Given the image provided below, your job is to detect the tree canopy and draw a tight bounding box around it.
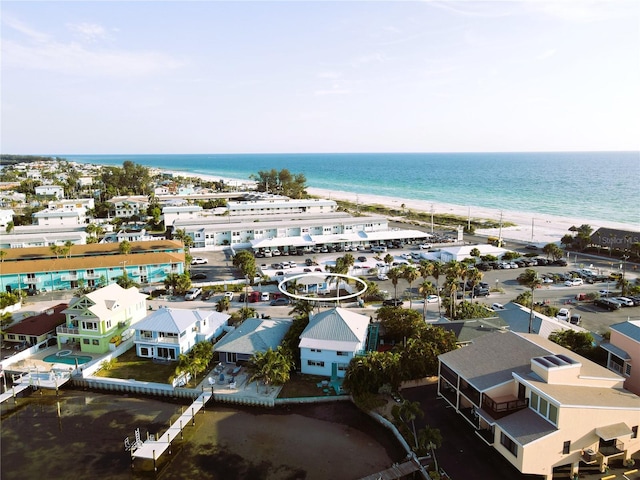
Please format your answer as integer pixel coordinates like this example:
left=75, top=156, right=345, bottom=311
left=251, top=168, right=307, bottom=199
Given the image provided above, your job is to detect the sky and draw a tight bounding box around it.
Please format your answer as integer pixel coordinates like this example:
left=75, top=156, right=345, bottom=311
left=1, top=0, right=639, bottom=155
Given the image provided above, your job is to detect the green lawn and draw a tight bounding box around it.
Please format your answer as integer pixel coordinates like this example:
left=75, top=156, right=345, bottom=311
left=94, top=348, right=178, bottom=384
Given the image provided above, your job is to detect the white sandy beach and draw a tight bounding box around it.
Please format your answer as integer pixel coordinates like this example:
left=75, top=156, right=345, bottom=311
left=166, top=169, right=638, bottom=246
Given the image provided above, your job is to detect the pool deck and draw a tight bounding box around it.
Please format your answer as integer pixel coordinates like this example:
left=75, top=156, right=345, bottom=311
left=5, top=345, right=99, bottom=375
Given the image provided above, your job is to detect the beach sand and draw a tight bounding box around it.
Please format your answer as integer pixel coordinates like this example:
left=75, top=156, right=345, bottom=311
left=167, top=169, right=638, bottom=246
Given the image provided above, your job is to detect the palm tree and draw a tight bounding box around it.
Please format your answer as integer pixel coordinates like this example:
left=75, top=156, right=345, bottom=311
left=119, top=240, right=131, bottom=255
left=391, top=400, right=424, bottom=451
left=0, top=250, right=6, bottom=263
left=387, top=267, right=403, bottom=300
left=383, top=253, right=394, bottom=268
left=402, top=266, right=420, bottom=308
left=246, top=347, right=293, bottom=393
left=430, top=261, right=445, bottom=317
left=517, top=269, right=543, bottom=333
left=216, top=296, right=230, bottom=312
left=64, top=240, right=73, bottom=258
left=289, top=299, right=314, bottom=319
left=418, top=280, right=436, bottom=321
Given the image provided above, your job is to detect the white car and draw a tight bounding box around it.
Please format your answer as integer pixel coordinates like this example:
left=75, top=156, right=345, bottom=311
left=185, top=287, right=202, bottom=301
left=400, top=253, right=412, bottom=260
left=598, top=289, right=612, bottom=297
left=419, top=244, right=433, bottom=250
left=377, top=273, right=389, bottom=281
left=191, top=257, right=208, bottom=265
left=492, top=303, right=505, bottom=310
left=616, top=297, right=634, bottom=307
left=556, top=308, right=570, bottom=321
left=224, top=292, right=235, bottom=300
left=425, top=295, right=440, bottom=303
left=564, top=278, right=584, bottom=287
left=542, top=277, right=554, bottom=284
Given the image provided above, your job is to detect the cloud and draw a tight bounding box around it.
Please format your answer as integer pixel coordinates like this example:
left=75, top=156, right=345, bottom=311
left=66, top=22, right=111, bottom=43
left=2, top=15, right=184, bottom=77
left=313, top=87, right=350, bottom=96
left=427, top=1, right=519, bottom=18
left=528, top=1, right=638, bottom=23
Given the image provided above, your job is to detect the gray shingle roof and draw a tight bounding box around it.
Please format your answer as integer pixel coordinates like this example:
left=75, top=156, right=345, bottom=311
left=214, top=318, right=292, bottom=355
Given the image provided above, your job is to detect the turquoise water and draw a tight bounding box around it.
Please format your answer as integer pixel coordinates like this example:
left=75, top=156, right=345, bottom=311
left=63, top=151, right=640, bottom=226
left=43, top=353, right=92, bottom=365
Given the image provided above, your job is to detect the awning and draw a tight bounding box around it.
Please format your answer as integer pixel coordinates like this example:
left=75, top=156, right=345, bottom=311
left=596, top=423, right=632, bottom=441
left=250, top=235, right=314, bottom=249
left=600, top=343, right=631, bottom=361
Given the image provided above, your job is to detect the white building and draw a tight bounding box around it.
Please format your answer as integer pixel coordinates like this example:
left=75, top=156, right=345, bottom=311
left=299, top=308, right=370, bottom=378
left=227, top=197, right=337, bottom=217
left=162, top=204, right=203, bottom=226
left=35, top=185, right=65, bottom=199
left=110, top=196, right=149, bottom=218
left=33, top=205, right=87, bottom=226
left=0, top=225, right=87, bottom=249
left=0, top=209, right=14, bottom=228
left=134, top=308, right=229, bottom=361
left=174, top=212, right=430, bottom=251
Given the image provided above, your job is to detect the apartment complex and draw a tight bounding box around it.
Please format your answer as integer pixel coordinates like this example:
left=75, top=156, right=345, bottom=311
left=438, top=331, right=640, bottom=479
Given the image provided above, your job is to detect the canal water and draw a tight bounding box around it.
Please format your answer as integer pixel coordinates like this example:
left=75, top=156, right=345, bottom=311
left=1, top=389, right=404, bottom=480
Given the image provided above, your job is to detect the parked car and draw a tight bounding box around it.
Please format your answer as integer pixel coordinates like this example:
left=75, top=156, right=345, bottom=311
left=569, top=314, right=581, bottom=325
left=270, top=297, right=290, bottom=306
left=372, top=245, right=388, bottom=253
left=303, top=268, right=312, bottom=273
left=419, top=244, right=433, bottom=250
left=383, top=298, right=403, bottom=307
left=598, top=289, right=612, bottom=297
left=556, top=308, right=570, bottom=322
left=377, top=273, right=389, bottom=281
left=492, top=303, right=505, bottom=310
left=358, top=256, right=367, bottom=262
left=224, top=292, right=234, bottom=300
left=190, top=272, right=207, bottom=280
left=552, top=259, right=568, bottom=266
left=191, top=257, right=208, bottom=265
left=202, top=290, right=214, bottom=301
left=471, top=288, right=490, bottom=297
left=564, top=278, right=584, bottom=287
left=261, top=292, right=270, bottom=301
left=184, top=287, right=202, bottom=301
left=594, top=298, right=621, bottom=310
left=525, top=244, right=538, bottom=250
left=615, top=297, right=634, bottom=307
left=425, top=295, right=440, bottom=303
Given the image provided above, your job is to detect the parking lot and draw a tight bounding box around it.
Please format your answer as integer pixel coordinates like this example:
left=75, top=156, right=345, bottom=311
left=184, top=242, right=638, bottom=336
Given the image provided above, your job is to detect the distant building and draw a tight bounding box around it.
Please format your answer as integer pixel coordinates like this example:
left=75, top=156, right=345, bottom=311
left=0, top=239, right=185, bottom=292
left=33, top=205, right=87, bottom=226
left=591, top=227, right=640, bottom=251
left=0, top=209, right=14, bottom=227
left=35, top=185, right=64, bottom=199
left=162, top=204, right=203, bottom=226
left=110, top=196, right=149, bottom=219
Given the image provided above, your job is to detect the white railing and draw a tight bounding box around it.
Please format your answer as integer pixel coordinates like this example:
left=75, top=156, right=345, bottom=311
left=56, top=326, right=79, bottom=335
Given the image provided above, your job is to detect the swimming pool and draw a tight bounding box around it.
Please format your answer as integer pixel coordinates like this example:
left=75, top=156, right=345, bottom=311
left=43, top=351, right=93, bottom=365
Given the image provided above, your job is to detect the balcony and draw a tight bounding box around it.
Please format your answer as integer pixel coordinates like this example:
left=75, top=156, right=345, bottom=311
left=481, top=394, right=528, bottom=419
left=57, top=325, right=79, bottom=335
left=599, top=440, right=625, bottom=459
left=135, top=335, right=180, bottom=345
left=61, top=274, right=79, bottom=281
left=24, top=277, right=41, bottom=284
left=85, top=272, right=102, bottom=280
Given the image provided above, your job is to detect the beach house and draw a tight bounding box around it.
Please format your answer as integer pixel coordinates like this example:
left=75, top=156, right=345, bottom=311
left=133, top=308, right=229, bottom=360
left=57, top=283, right=149, bottom=354
left=299, top=307, right=371, bottom=378
left=438, top=331, right=640, bottom=479
left=214, top=317, right=292, bottom=364
left=2, top=303, right=67, bottom=349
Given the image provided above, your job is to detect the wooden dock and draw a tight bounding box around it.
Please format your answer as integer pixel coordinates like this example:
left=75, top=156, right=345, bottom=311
left=357, top=459, right=421, bottom=480
left=130, top=390, right=212, bottom=470
left=0, top=384, right=30, bottom=404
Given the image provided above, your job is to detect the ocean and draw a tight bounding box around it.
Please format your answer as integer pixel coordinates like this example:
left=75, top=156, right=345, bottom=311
left=64, top=151, right=640, bottom=227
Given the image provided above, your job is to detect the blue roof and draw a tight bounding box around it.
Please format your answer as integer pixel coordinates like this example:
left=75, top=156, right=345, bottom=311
left=610, top=320, right=640, bottom=342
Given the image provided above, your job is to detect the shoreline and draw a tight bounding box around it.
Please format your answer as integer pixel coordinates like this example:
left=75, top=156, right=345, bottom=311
left=161, top=168, right=638, bottom=245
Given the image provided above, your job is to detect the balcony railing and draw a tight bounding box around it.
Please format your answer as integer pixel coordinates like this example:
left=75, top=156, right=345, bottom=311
left=481, top=394, right=528, bottom=419
left=85, top=273, right=102, bottom=279
left=599, top=440, right=625, bottom=458
left=135, top=336, right=180, bottom=345
left=56, top=326, right=79, bottom=335
left=24, top=278, right=41, bottom=284
left=61, top=274, right=79, bottom=281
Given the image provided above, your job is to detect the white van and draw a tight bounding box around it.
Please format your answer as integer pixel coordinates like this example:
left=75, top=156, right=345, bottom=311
left=372, top=245, right=388, bottom=253
left=260, top=292, right=270, bottom=301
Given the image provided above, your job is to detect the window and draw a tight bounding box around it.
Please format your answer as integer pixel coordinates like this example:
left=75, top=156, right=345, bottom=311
left=530, top=392, right=539, bottom=410
left=548, top=404, right=558, bottom=424
left=92, top=339, right=99, bottom=345
left=500, top=432, right=518, bottom=457
left=632, top=426, right=638, bottom=439
left=82, top=321, right=98, bottom=330
left=307, top=360, right=325, bottom=367
left=140, top=347, right=149, bottom=356
left=337, top=351, right=349, bottom=356
left=563, top=441, right=571, bottom=455
left=83, top=339, right=90, bottom=345
left=625, top=363, right=632, bottom=376
left=310, top=348, right=322, bottom=353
